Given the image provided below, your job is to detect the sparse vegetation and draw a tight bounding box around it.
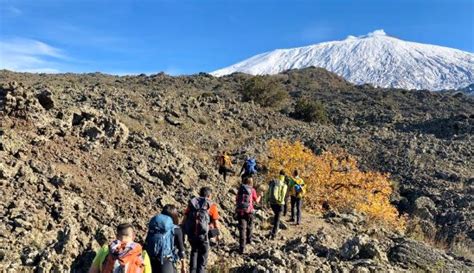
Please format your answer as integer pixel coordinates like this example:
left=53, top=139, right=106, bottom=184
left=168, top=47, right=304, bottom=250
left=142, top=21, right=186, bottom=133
left=406, top=217, right=428, bottom=242
left=451, top=236, right=474, bottom=261
left=266, top=139, right=406, bottom=231
left=241, top=76, right=289, bottom=108
left=292, top=98, right=329, bottom=123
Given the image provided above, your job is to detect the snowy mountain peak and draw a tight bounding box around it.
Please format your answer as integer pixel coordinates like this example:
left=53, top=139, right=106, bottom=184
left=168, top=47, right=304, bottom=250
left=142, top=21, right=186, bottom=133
left=212, top=30, right=474, bottom=91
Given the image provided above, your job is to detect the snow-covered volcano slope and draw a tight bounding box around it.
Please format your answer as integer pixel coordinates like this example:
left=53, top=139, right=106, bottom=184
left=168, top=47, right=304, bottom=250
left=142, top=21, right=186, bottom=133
left=212, top=30, right=474, bottom=91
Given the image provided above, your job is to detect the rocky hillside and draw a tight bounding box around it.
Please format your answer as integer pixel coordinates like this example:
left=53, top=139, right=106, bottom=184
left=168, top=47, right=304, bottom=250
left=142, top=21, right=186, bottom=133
left=0, top=68, right=473, bottom=272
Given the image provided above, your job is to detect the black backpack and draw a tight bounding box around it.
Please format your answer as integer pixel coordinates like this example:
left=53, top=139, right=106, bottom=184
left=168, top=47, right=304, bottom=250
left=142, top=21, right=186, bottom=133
left=236, top=185, right=252, bottom=214
left=184, top=197, right=211, bottom=242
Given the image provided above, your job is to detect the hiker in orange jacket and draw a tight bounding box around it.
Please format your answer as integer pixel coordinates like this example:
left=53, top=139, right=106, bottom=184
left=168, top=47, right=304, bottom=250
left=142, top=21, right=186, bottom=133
left=217, top=151, right=235, bottom=182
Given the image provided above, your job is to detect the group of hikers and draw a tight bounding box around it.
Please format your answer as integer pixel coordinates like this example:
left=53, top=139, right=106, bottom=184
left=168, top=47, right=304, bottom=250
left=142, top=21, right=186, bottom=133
left=88, top=152, right=306, bottom=273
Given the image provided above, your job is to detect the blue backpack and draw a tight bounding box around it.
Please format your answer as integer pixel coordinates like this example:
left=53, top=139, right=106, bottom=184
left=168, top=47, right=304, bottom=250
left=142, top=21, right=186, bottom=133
left=294, top=184, right=303, bottom=194
left=145, top=214, right=175, bottom=264
left=244, top=158, right=257, bottom=175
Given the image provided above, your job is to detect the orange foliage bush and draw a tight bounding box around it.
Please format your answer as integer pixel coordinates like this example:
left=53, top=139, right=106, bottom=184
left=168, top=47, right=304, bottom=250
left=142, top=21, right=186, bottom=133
left=266, top=139, right=406, bottom=231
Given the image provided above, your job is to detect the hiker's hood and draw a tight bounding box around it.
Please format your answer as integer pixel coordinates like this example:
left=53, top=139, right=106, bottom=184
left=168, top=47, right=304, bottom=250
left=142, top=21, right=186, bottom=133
left=109, top=240, right=140, bottom=256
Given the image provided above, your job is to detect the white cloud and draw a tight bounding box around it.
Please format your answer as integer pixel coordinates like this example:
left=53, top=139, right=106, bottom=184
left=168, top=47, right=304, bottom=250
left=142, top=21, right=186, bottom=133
left=0, top=4, right=22, bottom=17
left=0, top=38, right=66, bottom=73
left=6, top=6, right=22, bottom=16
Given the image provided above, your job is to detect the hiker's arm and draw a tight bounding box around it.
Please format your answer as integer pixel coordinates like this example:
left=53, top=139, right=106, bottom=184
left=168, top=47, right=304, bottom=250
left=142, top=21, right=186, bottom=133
left=88, top=266, right=99, bottom=273
left=143, top=252, right=152, bottom=273
left=212, top=219, right=219, bottom=229
left=239, top=163, right=246, bottom=175
left=210, top=204, right=220, bottom=229
left=254, top=189, right=261, bottom=203
left=88, top=247, right=106, bottom=273
left=175, top=228, right=186, bottom=260
left=181, top=207, right=190, bottom=225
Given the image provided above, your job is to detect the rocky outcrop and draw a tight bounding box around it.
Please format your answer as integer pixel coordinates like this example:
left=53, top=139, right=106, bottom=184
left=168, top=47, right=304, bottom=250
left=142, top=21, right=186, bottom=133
left=388, top=238, right=472, bottom=271
left=0, top=81, right=43, bottom=118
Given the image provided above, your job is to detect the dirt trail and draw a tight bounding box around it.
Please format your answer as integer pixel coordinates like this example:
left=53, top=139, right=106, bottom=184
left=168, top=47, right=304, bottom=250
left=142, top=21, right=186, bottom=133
left=248, top=211, right=344, bottom=252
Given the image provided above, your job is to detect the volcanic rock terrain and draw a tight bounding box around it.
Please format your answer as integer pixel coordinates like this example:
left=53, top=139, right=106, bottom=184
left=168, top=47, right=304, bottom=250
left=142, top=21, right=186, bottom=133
left=1, top=68, right=473, bottom=272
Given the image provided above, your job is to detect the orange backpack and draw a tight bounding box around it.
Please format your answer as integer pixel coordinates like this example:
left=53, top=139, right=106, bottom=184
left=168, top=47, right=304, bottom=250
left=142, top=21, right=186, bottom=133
left=102, top=240, right=145, bottom=273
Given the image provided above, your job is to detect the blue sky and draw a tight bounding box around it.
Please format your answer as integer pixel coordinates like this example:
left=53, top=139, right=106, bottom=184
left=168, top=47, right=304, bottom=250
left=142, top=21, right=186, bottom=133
left=0, top=0, right=473, bottom=75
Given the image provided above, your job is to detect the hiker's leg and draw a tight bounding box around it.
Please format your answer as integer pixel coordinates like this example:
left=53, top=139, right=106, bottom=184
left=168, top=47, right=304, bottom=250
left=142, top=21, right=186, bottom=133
left=274, top=205, right=283, bottom=235
left=290, top=196, right=296, bottom=221
left=297, top=198, right=303, bottom=224
left=159, top=260, right=176, bottom=273
left=247, top=213, right=254, bottom=243
left=189, top=242, right=199, bottom=273
left=197, top=241, right=209, bottom=273
left=283, top=196, right=288, bottom=216
left=271, top=204, right=279, bottom=236
left=223, top=170, right=227, bottom=182
left=238, top=216, right=247, bottom=252
left=275, top=205, right=283, bottom=233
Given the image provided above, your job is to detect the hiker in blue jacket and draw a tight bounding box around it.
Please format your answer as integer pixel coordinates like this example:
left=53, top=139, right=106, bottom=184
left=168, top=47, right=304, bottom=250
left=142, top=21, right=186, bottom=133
left=239, top=156, right=258, bottom=180
left=145, top=204, right=186, bottom=273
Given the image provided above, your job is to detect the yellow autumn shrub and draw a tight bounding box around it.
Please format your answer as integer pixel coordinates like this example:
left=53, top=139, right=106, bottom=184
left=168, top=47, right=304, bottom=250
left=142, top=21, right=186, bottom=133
left=266, top=139, right=406, bottom=231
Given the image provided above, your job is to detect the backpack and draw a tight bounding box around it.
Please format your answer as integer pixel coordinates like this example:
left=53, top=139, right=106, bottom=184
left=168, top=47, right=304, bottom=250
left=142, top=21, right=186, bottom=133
left=292, top=177, right=305, bottom=198
left=269, top=179, right=286, bottom=205
left=218, top=155, right=231, bottom=167
left=145, top=214, right=175, bottom=265
left=184, top=197, right=211, bottom=242
left=244, top=159, right=257, bottom=175
left=294, top=184, right=302, bottom=194
left=102, top=240, right=145, bottom=273
left=236, top=185, right=253, bottom=214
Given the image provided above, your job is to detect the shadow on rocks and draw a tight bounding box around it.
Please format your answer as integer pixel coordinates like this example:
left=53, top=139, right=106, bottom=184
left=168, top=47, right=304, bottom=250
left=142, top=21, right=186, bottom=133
left=70, top=249, right=96, bottom=273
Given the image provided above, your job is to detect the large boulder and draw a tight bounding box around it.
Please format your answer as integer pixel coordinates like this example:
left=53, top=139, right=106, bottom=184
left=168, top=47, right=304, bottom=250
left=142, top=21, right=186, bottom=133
left=340, top=235, right=387, bottom=262
left=36, top=89, right=55, bottom=110
left=413, top=196, right=437, bottom=221
left=388, top=238, right=472, bottom=271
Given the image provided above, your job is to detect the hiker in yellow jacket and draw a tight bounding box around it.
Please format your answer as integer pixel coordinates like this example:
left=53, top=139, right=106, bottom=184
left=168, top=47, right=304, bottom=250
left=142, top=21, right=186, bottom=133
left=288, top=169, right=306, bottom=225
left=264, top=170, right=288, bottom=239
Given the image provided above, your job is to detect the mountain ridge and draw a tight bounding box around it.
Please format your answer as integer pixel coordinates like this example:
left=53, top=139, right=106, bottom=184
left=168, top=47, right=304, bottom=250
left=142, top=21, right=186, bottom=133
left=212, top=30, right=474, bottom=91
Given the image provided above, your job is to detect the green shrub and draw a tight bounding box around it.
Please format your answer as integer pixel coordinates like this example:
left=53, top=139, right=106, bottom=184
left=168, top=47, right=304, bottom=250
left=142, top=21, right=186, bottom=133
left=292, top=99, right=329, bottom=123
left=241, top=76, right=289, bottom=108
